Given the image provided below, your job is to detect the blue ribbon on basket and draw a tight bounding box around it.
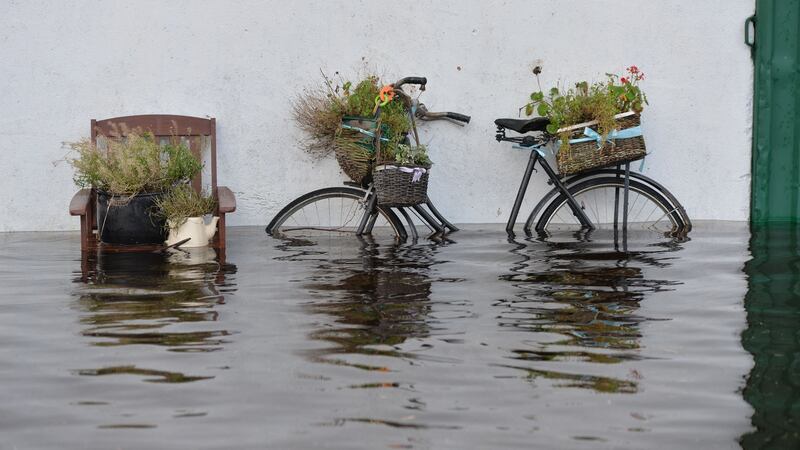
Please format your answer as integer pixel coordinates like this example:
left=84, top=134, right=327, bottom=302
left=341, top=124, right=390, bottom=142
left=567, top=125, right=647, bottom=171
left=568, top=125, right=643, bottom=148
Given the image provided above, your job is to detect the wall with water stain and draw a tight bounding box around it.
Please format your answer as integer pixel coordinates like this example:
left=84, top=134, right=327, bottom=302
left=0, top=0, right=755, bottom=231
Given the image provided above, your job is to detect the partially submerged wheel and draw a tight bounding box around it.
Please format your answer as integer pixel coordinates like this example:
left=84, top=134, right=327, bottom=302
left=266, top=187, right=405, bottom=239
left=536, top=177, right=688, bottom=234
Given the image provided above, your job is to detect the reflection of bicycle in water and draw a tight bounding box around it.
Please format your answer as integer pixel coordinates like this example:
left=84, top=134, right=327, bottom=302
left=266, top=76, right=470, bottom=241
left=274, top=235, right=439, bottom=369
left=497, top=232, right=685, bottom=393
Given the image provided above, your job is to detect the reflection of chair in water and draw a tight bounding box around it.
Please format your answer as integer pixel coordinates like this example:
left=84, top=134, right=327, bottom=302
left=75, top=251, right=236, bottom=353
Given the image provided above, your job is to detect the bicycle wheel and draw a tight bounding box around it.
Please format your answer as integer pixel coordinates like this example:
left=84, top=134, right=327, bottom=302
left=266, top=187, right=406, bottom=239
left=536, top=176, right=688, bottom=234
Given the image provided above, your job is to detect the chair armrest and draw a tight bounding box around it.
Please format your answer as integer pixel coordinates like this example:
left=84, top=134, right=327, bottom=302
left=70, top=189, right=92, bottom=216
left=217, top=186, right=236, bottom=213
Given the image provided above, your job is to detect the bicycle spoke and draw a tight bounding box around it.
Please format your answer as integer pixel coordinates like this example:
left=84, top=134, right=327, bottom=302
left=269, top=188, right=403, bottom=239
left=541, top=178, right=680, bottom=234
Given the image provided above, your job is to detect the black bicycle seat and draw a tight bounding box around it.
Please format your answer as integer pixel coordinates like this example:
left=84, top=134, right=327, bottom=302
left=494, top=117, right=550, bottom=134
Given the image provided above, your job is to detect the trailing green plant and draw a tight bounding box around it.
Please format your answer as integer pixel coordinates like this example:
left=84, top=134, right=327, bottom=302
left=391, top=143, right=431, bottom=167
left=522, top=66, right=647, bottom=153
left=68, top=130, right=202, bottom=195
left=153, top=184, right=216, bottom=227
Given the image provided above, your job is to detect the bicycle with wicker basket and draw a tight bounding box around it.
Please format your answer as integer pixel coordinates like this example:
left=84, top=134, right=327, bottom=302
left=266, top=76, right=470, bottom=240
left=495, top=110, right=691, bottom=236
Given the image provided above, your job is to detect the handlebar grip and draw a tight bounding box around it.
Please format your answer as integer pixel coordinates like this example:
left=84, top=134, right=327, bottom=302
left=399, top=76, right=427, bottom=86
left=446, top=112, right=471, bottom=123
left=405, top=76, right=427, bottom=86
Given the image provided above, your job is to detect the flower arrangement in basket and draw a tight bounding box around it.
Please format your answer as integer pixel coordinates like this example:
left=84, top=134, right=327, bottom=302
left=292, top=72, right=413, bottom=185
left=522, top=66, right=648, bottom=176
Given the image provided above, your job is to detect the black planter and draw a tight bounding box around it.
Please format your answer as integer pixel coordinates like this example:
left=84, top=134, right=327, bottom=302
left=96, top=191, right=167, bottom=245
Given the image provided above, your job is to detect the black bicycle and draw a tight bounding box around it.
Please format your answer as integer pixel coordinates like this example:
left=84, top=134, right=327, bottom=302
left=266, top=77, right=470, bottom=241
left=494, top=116, right=691, bottom=236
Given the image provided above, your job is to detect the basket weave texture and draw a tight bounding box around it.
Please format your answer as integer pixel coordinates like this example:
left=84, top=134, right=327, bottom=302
left=373, top=165, right=430, bottom=207
left=558, top=113, right=646, bottom=176
left=334, top=117, right=387, bottom=184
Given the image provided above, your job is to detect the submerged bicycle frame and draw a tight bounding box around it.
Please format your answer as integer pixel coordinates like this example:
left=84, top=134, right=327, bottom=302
left=350, top=181, right=459, bottom=240
left=265, top=76, right=470, bottom=241
left=496, top=124, right=691, bottom=236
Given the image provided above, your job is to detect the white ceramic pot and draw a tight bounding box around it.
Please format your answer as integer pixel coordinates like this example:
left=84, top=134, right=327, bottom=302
left=166, top=216, right=219, bottom=248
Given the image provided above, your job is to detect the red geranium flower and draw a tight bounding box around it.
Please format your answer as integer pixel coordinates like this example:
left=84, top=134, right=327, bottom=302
left=621, top=77, right=629, bottom=84
left=628, top=65, right=639, bottom=74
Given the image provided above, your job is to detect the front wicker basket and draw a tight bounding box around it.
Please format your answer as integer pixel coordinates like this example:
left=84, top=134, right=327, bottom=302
left=373, top=165, right=430, bottom=207
left=557, top=112, right=646, bottom=176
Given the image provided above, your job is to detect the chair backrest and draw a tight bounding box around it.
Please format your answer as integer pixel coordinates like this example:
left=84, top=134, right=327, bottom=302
left=91, top=114, right=218, bottom=194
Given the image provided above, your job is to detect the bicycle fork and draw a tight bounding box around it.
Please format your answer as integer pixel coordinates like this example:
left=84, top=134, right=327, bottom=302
left=355, top=188, right=378, bottom=236
left=506, top=149, right=595, bottom=233
left=355, top=188, right=455, bottom=239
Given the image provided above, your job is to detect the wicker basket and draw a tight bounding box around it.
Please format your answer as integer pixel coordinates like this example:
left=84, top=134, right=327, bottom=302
left=373, top=164, right=430, bottom=207
left=333, top=117, right=388, bottom=184
left=334, top=134, right=372, bottom=184
left=557, top=112, right=646, bottom=176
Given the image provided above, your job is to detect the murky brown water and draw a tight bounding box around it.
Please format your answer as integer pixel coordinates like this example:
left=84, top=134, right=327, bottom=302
left=0, top=224, right=763, bottom=448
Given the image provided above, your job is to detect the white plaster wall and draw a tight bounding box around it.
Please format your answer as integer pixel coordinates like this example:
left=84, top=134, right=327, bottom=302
left=0, top=0, right=754, bottom=232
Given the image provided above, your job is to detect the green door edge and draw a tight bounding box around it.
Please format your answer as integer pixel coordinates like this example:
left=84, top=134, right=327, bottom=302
left=751, top=0, right=800, bottom=224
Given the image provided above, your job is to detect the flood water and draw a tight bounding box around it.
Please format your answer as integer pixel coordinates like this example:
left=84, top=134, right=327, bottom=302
left=0, top=223, right=797, bottom=449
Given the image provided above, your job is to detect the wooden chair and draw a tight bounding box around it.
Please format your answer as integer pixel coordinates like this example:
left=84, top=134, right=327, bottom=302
left=69, top=115, right=236, bottom=252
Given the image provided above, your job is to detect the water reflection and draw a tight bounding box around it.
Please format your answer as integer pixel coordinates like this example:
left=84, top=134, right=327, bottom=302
left=498, top=231, right=685, bottom=394
left=741, top=226, right=800, bottom=448
left=290, top=237, right=439, bottom=371
left=73, top=248, right=236, bottom=382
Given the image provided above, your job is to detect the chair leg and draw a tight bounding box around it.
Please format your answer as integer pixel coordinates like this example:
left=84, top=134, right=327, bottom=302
left=80, top=215, right=89, bottom=252
left=217, top=214, right=227, bottom=249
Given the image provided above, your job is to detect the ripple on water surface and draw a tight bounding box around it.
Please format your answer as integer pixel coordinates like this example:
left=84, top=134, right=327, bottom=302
left=0, top=224, right=766, bottom=449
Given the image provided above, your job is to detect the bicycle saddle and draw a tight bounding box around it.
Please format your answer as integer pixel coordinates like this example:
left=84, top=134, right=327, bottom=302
left=494, top=117, right=550, bottom=133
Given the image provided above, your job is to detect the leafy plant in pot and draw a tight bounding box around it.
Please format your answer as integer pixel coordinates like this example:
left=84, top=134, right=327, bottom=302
left=154, top=185, right=218, bottom=248
left=68, top=130, right=202, bottom=244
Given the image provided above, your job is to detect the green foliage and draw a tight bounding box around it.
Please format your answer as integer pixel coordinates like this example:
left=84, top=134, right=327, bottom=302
left=393, top=143, right=431, bottom=167
left=292, top=71, right=412, bottom=163
left=153, top=184, right=216, bottom=227
left=606, top=66, right=648, bottom=113
left=163, top=141, right=204, bottom=185
left=340, top=76, right=410, bottom=142
left=523, top=66, right=647, bottom=153
left=67, top=130, right=202, bottom=194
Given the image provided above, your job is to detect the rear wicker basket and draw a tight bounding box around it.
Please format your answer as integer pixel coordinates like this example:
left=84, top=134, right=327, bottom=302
left=373, top=165, right=430, bottom=207
left=557, top=112, right=646, bottom=176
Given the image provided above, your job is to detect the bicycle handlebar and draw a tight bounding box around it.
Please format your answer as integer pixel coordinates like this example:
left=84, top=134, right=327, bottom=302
left=414, top=102, right=470, bottom=125
left=386, top=79, right=469, bottom=126
left=446, top=112, right=471, bottom=123
left=394, top=76, right=427, bottom=89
